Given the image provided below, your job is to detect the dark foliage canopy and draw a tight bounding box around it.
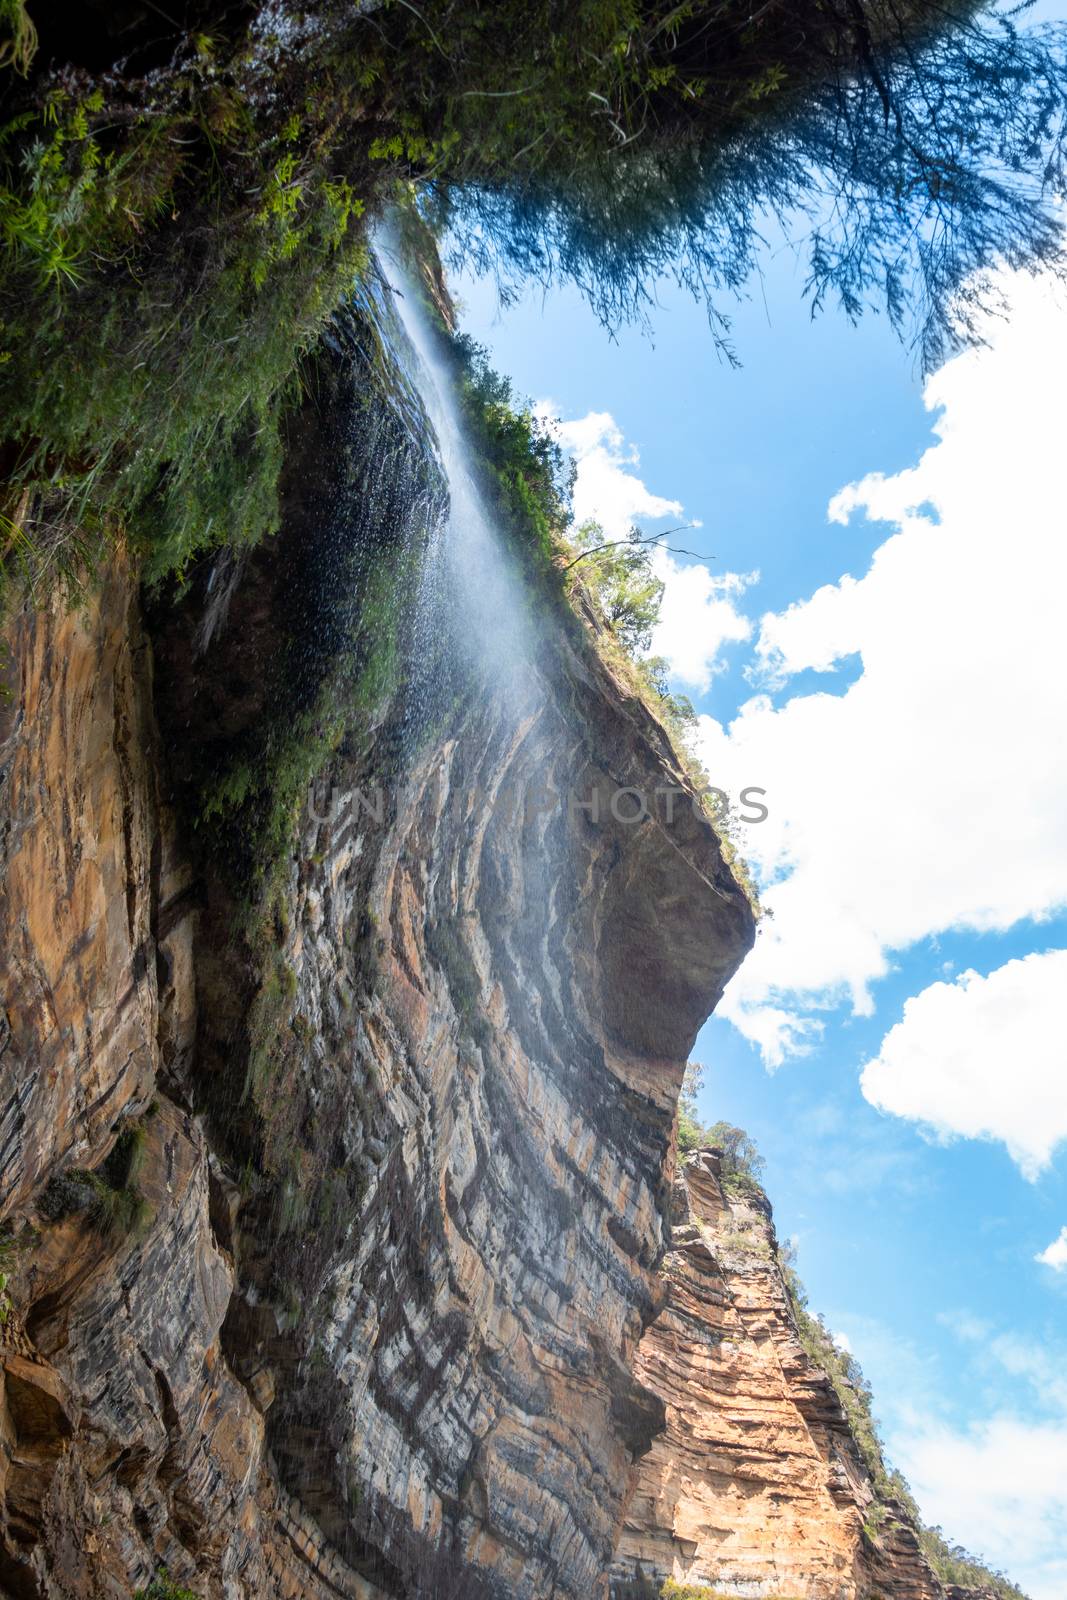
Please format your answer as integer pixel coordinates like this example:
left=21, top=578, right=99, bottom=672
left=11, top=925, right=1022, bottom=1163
left=414, top=0, right=1067, bottom=368
left=1, top=0, right=1066, bottom=575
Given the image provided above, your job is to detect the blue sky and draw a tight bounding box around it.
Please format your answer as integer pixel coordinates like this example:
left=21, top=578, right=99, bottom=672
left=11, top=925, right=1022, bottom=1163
left=447, top=150, right=1067, bottom=1598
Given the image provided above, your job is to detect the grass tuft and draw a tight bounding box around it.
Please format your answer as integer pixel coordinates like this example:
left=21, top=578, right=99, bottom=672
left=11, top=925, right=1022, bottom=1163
left=37, top=1117, right=154, bottom=1241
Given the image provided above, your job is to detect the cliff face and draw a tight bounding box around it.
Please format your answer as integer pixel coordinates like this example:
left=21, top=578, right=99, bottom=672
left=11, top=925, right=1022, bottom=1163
left=0, top=278, right=755, bottom=1600
left=226, top=607, right=752, bottom=1600
left=612, top=1151, right=942, bottom=1600
left=0, top=560, right=192, bottom=1218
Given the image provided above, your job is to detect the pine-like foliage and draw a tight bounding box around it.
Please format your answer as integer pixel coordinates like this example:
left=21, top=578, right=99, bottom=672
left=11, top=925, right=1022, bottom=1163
left=2, top=1, right=1067, bottom=576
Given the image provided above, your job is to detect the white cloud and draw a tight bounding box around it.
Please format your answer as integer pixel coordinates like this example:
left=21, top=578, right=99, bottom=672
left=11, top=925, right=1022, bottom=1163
left=889, top=1317, right=1067, bottom=1600
left=695, top=270, right=1067, bottom=1063
left=859, top=950, right=1067, bottom=1179
left=649, top=555, right=756, bottom=692
left=981, top=1332, right=1067, bottom=1415
left=546, top=409, right=685, bottom=537
left=936, top=1310, right=993, bottom=1344
left=1036, top=1226, right=1067, bottom=1271
left=547, top=407, right=756, bottom=688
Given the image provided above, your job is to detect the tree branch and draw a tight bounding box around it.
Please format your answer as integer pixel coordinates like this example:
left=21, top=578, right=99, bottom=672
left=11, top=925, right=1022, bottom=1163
left=561, top=524, right=714, bottom=572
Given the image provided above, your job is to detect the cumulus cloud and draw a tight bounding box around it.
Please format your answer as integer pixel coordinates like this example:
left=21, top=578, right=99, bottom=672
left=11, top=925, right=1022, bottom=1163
left=546, top=409, right=685, bottom=537
left=649, top=555, right=756, bottom=692
left=696, top=271, right=1067, bottom=1063
left=859, top=950, right=1067, bottom=1179
left=547, top=407, right=756, bottom=688
left=1036, top=1227, right=1067, bottom=1271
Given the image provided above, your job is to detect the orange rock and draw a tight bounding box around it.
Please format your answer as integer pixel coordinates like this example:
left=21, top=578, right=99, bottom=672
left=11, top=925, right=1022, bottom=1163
left=613, top=1150, right=942, bottom=1600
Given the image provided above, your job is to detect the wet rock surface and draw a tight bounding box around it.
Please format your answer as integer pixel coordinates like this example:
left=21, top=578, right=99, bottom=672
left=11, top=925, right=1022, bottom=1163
left=0, top=560, right=188, bottom=1218
left=236, top=627, right=754, bottom=1600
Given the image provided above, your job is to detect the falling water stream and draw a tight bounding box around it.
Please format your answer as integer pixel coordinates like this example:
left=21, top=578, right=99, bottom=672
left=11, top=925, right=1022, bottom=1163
left=374, top=232, right=538, bottom=723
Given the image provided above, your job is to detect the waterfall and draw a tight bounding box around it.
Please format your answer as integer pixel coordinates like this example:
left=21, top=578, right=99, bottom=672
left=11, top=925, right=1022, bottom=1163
left=374, top=232, right=537, bottom=716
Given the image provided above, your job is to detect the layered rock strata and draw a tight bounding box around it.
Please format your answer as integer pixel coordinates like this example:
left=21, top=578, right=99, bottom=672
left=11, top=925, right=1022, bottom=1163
left=0, top=561, right=397, bottom=1600
left=0, top=273, right=1014, bottom=1600
left=612, top=1150, right=942, bottom=1600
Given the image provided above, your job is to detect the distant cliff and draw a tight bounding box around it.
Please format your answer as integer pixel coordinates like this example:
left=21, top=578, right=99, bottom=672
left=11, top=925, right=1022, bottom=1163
left=612, top=1150, right=1004, bottom=1600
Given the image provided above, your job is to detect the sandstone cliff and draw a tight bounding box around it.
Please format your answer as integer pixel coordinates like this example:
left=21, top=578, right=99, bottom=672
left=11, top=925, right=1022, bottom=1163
left=612, top=1150, right=946, bottom=1600
left=0, top=270, right=755, bottom=1599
